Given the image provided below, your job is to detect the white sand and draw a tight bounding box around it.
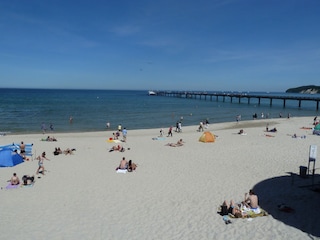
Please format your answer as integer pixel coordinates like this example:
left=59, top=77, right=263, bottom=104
left=0, top=117, right=319, bottom=240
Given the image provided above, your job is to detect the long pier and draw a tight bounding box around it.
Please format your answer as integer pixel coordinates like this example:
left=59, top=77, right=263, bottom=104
left=155, top=91, right=320, bottom=110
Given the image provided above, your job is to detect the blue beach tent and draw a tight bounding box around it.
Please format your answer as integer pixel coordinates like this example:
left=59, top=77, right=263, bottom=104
left=0, top=148, right=24, bottom=167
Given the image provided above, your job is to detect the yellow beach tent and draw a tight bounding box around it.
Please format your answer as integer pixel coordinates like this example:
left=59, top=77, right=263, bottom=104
left=199, top=131, right=215, bottom=143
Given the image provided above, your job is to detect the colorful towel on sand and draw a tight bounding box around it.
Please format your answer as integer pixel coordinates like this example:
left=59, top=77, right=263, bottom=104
left=152, top=137, right=166, bottom=140
left=218, top=205, right=268, bottom=219
left=6, top=183, right=20, bottom=189
left=21, top=183, right=34, bottom=188
left=116, top=169, right=127, bottom=174
left=106, top=139, right=121, bottom=143
left=228, top=208, right=268, bottom=218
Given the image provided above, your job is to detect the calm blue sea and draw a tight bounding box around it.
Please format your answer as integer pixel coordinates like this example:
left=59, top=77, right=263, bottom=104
left=0, top=88, right=319, bottom=134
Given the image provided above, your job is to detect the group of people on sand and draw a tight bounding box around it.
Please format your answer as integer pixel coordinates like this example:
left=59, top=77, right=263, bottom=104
left=10, top=172, right=35, bottom=186
left=265, top=123, right=277, bottom=132
left=117, top=157, right=137, bottom=172
left=45, top=136, right=57, bottom=141
left=220, top=189, right=261, bottom=220
left=109, top=144, right=125, bottom=152
left=110, top=125, right=128, bottom=142
left=198, top=120, right=209, bottom=132
left=53, top=147, right=76, bottom=155
left=266, top=127, right=277, bottom=132
left=10, top=145, right=76, bottom=186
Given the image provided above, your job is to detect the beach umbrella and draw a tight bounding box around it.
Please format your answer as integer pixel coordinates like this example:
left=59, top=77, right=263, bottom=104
left=0, top=148, right=24, bottom=167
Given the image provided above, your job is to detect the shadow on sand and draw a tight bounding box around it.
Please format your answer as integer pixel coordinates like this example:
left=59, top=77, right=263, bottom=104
left=253, top=172, right=320, bottom=238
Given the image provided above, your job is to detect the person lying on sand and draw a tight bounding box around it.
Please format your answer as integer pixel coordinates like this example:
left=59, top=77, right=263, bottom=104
left=266, top=127, right=277, bottom=132
left=63, top=148, right=76, bottom=155
left=221, top=200, right=246, bottom=218
left=109, top=145, right=125, bottom=152
left=165, top=139, right=184, bottom=147
left=300, top=127, right=312, bottom=130
left=46, top=136, right=57, bottom=141
left=238, top=129, right=247, bottom=135
left=22, top=175, right=35, bottom=185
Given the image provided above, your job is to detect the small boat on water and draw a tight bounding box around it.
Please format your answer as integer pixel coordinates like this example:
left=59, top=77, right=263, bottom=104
left=148, top=90, right=156, bottom=95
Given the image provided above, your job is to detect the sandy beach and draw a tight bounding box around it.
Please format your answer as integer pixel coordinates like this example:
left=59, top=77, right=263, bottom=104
left=0, top=117, right=319, bottom=240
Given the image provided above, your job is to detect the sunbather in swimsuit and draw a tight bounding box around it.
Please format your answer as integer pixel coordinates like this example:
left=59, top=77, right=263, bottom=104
left=221, top=200, right=245, bottom=218
left=242, top=189, right=260, bottom=213
left=118, top=157, right=128, bottom=170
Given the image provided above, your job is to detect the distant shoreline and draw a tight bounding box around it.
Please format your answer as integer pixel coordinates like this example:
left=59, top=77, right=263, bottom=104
left=1, top=116, right=315, bottom=136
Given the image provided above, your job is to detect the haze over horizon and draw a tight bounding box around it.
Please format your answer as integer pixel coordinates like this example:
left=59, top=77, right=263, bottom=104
left=1, top=0, right=319, bottom=92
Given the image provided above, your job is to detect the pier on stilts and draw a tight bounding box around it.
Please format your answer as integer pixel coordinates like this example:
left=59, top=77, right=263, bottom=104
left=154, top=91, right=320, bottom=110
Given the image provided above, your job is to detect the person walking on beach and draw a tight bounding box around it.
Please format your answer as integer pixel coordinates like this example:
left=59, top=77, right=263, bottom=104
left=167, top=126, right=173, bottom=137
left=178, top=121, right=182, bottom=133
left=253, top=113, right=257, bottom=119
left=175, top=121, right=179, bottom=132
left=41, top=122, right=47, bottom=134
left=236, top=115, right=241, bottom=123
left=36, top=152, right=50, bottom=175
left=159, top=128, right=163, bottom=137
left=198, top=122, right=204, bottom=132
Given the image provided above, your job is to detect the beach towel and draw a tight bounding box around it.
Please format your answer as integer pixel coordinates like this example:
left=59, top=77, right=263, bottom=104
left=21, top=183, right=34, bottom=188
left=152, top=137, right=166, bottom=140
left=228, top=207, right=268, bottom=218
left=219, top=205, right=268, bottom=219
left=6, top=183, right=20, bottom=189
left=116, top=169, right=127, bottom=174
left=107, top=139, right=121, bottom=143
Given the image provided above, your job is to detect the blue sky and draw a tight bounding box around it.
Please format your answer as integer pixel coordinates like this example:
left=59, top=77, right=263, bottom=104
left=1, top=0, right=319, bottom=92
